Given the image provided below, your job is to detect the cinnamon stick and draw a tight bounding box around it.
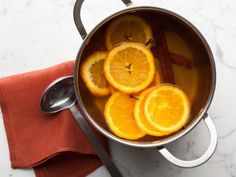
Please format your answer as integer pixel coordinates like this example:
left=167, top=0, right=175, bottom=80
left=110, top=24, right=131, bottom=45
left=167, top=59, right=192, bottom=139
left=155, top=28, right=175, bottom=84
left=151, top=49, right=192, bottom=69
left=169, top=52, right=192, bottom=69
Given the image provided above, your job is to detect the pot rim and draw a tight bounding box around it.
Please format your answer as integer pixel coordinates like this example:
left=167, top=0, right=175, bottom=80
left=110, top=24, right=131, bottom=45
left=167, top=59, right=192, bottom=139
left=74, top=6, right=216, bottom=148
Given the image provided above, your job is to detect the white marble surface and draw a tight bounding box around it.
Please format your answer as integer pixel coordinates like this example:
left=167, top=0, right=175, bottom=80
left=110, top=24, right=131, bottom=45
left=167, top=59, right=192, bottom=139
left=0, top=0, right=236, bottom=176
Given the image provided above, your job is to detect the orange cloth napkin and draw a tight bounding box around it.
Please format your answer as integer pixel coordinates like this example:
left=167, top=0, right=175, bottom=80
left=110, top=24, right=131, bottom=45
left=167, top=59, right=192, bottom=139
left=0, top=61, right=107, bottom=177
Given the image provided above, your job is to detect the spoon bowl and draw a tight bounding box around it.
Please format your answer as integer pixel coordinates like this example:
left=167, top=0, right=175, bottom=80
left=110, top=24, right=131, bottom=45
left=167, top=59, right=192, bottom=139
left=40, top=76, right=76, bottom=113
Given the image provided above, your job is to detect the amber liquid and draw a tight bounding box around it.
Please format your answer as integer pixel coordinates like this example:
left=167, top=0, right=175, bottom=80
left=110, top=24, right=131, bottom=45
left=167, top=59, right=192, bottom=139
left=78, top=10, right=213, bottom=142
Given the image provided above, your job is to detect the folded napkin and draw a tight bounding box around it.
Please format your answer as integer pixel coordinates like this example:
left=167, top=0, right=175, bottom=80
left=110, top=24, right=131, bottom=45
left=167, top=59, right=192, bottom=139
left=0, top=61, right=107, bottom=177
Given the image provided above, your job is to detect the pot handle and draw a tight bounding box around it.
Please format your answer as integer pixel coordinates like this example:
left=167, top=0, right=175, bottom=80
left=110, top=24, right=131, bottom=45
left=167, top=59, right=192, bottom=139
left=73, top=0, right=133, bottom=39
left=158, top=114, right=217, bottom=168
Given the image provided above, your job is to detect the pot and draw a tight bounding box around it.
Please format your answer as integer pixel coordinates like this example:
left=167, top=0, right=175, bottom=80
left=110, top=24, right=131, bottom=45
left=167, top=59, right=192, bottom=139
left=73, top=0, right=217, bottom=168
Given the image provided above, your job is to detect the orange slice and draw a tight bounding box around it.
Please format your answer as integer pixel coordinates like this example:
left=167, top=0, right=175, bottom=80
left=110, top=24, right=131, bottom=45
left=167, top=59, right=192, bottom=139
left=104, top=92, right=145, bottom=140
left=134, top=87, right=170, bottom=136
left=80, top=51, right=110, bottom=96
left=104, top=42, right=155, bottom=94
left=105, top=15, right=152, bottom=49
left=131, top=68, right=161, bottom=99
left=144, top=84, right=190, bottom=133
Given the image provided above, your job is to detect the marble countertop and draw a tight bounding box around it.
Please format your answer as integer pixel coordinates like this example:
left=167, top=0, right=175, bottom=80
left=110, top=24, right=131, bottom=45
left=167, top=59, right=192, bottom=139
left=1, top=0, right=236, bottom=176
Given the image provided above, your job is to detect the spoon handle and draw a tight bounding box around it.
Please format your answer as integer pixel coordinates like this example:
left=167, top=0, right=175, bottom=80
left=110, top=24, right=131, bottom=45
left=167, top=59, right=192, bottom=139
left=69, top=104, right=123, bottom=177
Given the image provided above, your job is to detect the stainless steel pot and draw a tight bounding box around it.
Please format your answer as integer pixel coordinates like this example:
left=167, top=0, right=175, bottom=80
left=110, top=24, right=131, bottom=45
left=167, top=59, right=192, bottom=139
left=73, top=0, right=217, bottom=168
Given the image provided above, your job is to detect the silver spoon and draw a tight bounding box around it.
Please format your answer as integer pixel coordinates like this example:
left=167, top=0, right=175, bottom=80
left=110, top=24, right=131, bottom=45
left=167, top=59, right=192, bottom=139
left=40, top=76, right=122, bottom=177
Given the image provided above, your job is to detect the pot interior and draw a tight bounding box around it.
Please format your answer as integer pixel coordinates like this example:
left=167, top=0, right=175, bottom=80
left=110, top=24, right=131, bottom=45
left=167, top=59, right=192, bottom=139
left=75, top=8, right=215, bottom=147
